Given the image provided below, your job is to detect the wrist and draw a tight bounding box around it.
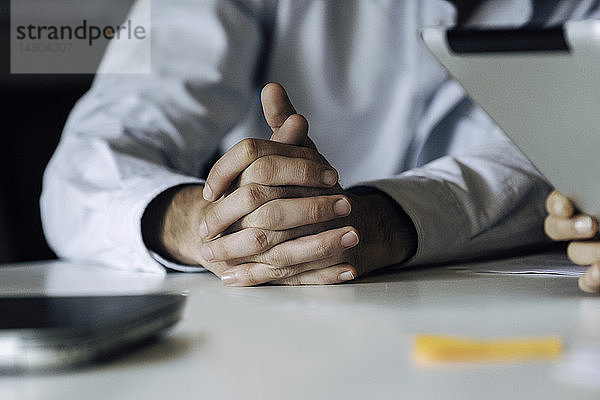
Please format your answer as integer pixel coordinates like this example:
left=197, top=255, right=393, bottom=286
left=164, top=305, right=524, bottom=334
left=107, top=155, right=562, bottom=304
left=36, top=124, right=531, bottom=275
left=142, top=184, right=209, bottom=264
left=347, top=187, right=417, bottom=269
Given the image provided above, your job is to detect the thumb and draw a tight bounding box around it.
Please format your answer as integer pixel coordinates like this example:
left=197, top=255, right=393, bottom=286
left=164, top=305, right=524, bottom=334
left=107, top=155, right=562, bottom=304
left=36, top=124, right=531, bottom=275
left=261, top=83, right=314, bottom=148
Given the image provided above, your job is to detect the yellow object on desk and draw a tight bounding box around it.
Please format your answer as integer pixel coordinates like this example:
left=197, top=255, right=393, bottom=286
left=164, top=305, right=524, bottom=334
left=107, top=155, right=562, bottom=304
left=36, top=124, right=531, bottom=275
left=413, top=335, right=563, bottom=364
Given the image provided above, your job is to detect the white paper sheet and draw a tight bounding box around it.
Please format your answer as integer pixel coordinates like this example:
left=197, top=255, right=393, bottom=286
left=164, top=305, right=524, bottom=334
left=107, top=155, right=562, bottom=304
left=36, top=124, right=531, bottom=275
left=448, top=251, right=588, bottom=277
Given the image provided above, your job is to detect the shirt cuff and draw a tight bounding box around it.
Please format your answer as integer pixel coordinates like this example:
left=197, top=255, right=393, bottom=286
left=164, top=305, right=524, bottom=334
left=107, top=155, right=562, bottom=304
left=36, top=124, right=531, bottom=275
left=106, top=169, right=205, bottom=274
left=352, top=173, right=471, bottom=266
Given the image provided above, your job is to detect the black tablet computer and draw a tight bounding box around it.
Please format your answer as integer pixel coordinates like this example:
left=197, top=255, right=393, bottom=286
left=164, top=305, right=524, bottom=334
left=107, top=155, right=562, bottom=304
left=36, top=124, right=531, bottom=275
left=0, top=293, right=187, bottom=373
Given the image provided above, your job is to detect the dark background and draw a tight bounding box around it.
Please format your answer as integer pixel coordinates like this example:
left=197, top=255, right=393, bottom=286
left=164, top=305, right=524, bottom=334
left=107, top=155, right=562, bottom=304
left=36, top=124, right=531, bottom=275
left=0, top=0, right=134, bottom=263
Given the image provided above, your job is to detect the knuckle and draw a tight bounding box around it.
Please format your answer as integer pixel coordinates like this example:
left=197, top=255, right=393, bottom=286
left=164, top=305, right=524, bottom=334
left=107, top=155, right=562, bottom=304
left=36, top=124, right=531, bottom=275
left=295, top=160, right=321, bottom=186
left=248, top=228, right=270, bottom=252
left=207, top=164, right=229, bottom=189
left=202, top=208, right=216, bottom=230
left=306, top=200, right=325, bottom=223
left=291, top=160, right=307, bottom=181
left=316, top=270, right=337, bottom=285
left=279, top=276, right=301, bottom=286
left=314, top=240, right=334, bottom=259
left=272, top=229, right=293, bottom=245
left=242, top=183, right=267, bottom=210
left=299, top=147, right=320, bottom=161
left=267, top=267, right=291, bottom=280
left=206, top=205, right=226, bottom=229
left=203, top=242, right=222, bottom=261
left=239, top=138, right=261, bottom=161
left=268, top=246, right=291, bottom=267
left=297, top=161, right=316, bottom=184
left=251, top=157, right=276, bottom=183
left=207, top=163, right=222, bottom=182
left=240, top=268, right=260, bottom=287
left=257, top=204, right=283, bottom=228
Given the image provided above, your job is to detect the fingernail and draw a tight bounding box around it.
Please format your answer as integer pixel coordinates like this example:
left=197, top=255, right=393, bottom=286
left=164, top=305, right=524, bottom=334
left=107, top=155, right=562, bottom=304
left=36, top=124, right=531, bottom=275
left=200, top=245, right=214, bottom=261
left=203, top=184, right=213, bottom=201
left=221, top=272, right=238, bottom=286
left=321, top=169, right=338, bottom=186
left=334, top=198, right=351, bottom=216
left=338, top=270, right=355, bottom=282
left=552, top=200, right=565, bottom=216
left=574, top=216, right=594, bottom=234
left=341, top=231, right=359, bottom=249
left=199, top=220, right=208, bottom=237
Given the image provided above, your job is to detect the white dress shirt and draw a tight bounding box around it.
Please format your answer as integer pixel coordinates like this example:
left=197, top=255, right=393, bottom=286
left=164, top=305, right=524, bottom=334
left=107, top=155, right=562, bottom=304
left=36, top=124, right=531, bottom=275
left=40, top=0, right=600, bottom=274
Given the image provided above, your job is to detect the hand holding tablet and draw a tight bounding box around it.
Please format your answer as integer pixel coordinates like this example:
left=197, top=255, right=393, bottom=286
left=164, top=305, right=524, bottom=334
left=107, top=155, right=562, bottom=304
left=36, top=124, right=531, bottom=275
left=421, top=21, right=600, bottom=293
left=545, top=191, right=600, bottom=293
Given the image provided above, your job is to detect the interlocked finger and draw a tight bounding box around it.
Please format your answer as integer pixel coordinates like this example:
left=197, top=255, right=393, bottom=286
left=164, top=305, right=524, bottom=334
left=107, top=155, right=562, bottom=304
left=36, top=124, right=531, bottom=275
left=201, top=222, right=340, bottom=262
left=239, top=195, right=351, bottom=231
left=238, top=155, right=338, bottom=188
left=220, top=256, right=347, bottom=287
left=200, top=184, right=325, bottom=239
left=203, top=138, right=323, bottom=201
left=248, top=226, right=359, bottom=268
left=273, top=264, right=357, bottom=286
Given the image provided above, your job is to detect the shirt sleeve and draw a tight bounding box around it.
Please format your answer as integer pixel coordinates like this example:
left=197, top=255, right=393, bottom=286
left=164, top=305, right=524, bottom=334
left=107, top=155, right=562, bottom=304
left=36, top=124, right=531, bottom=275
left=356, top=91, right=553, bottom=266
left=366, top=0, right=600, bottom=267
left=40, top=0, right=268, bottom=273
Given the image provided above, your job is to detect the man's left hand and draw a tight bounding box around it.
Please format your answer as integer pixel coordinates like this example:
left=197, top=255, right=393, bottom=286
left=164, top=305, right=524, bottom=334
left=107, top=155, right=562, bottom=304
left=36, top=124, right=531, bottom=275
left=202, top=83, right=417, bottom=286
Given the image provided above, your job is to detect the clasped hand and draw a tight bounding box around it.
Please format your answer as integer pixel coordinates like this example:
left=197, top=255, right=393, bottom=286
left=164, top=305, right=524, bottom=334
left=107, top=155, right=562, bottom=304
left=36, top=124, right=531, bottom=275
left=156, top=83, right=416, bottom=286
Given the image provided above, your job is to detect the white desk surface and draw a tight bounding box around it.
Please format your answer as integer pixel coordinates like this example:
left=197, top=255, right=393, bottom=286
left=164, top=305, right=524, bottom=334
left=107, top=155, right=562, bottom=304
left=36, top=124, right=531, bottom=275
left=1, top=253, right=599, bottom=400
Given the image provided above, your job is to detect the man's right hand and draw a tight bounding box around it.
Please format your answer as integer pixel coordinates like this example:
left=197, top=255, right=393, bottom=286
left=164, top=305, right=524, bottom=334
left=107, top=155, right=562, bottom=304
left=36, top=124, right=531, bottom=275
left=144, top=83, right=416, bottom=285
left=148, top=179, right=356, bottom=282
left=143, top=83, right=358, bottom=282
